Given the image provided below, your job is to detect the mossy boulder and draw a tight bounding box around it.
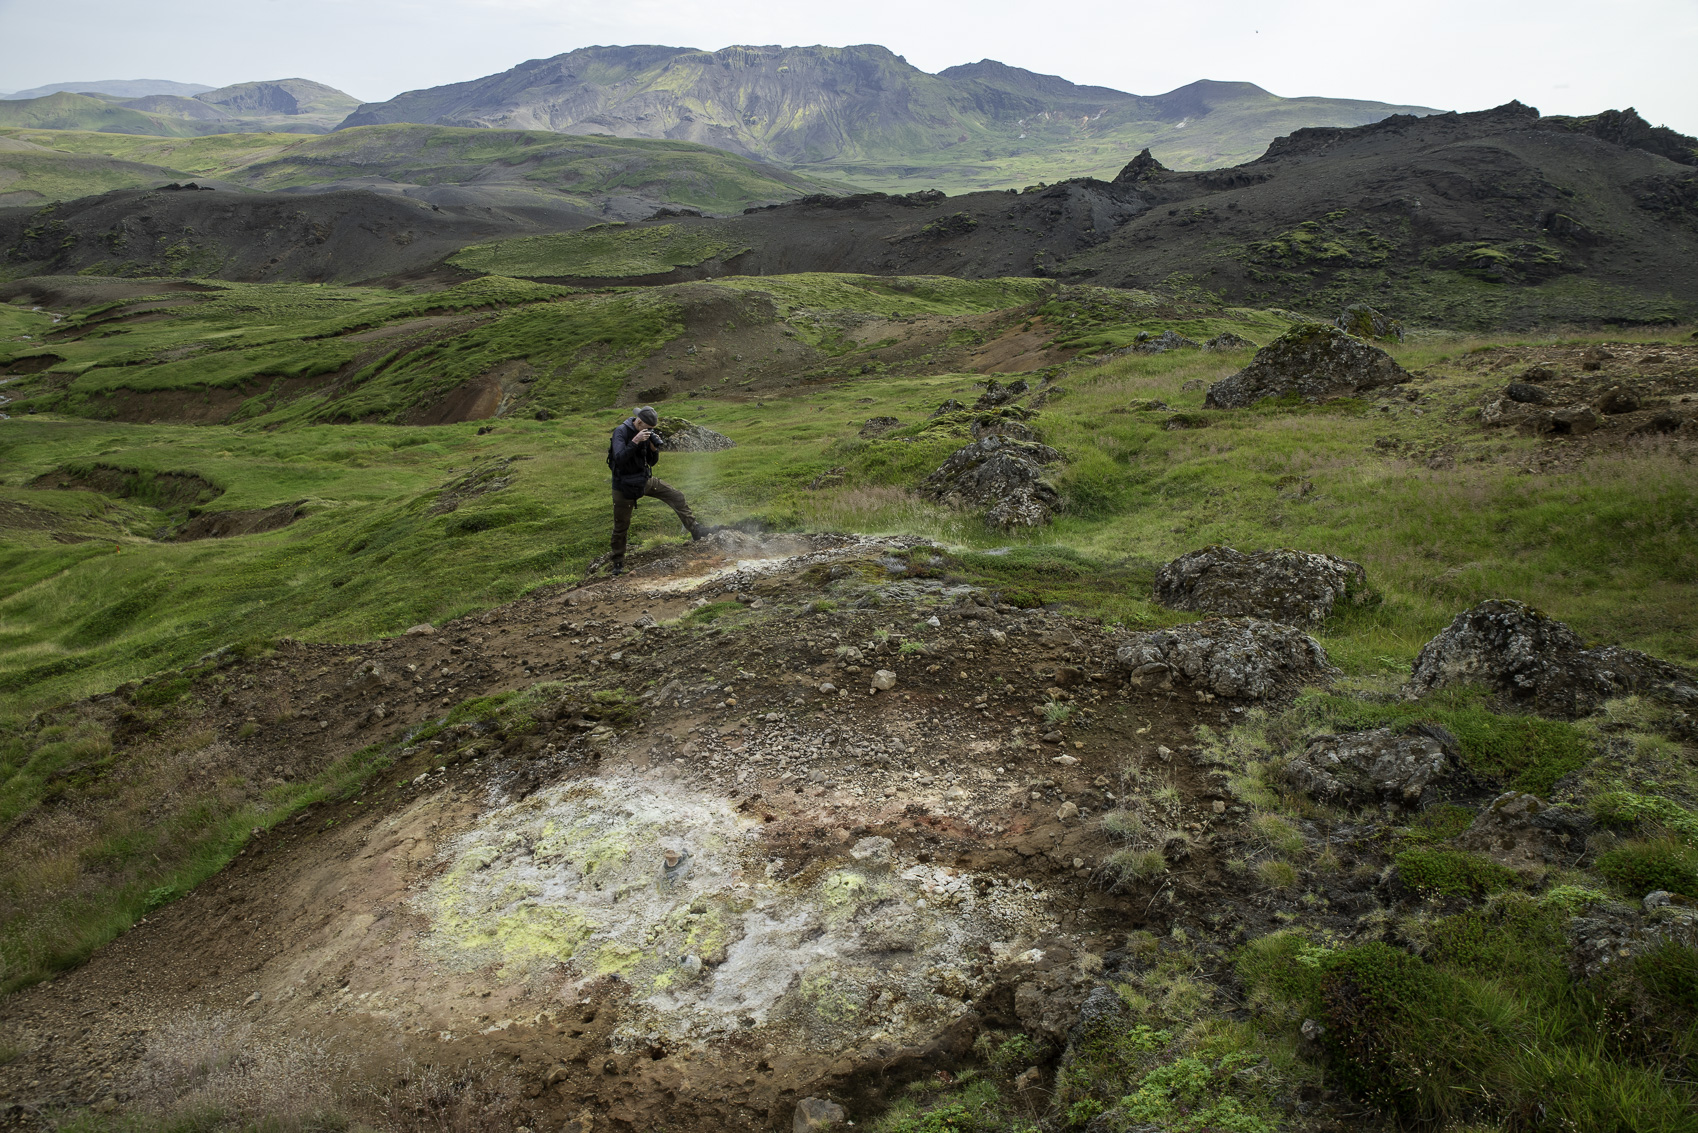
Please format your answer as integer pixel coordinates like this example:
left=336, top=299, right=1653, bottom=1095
left=1335, top=302, right=1404, bottom=342
left=1115, top=617, right=1335, bottom=700
left=1204, top=323, right=1409, bottom=409
left=921, top=434, right=1062, bottom=529
left=1152, top=544, right=1371, bottom=626
left=1405, top=599, right=1698, bottom=717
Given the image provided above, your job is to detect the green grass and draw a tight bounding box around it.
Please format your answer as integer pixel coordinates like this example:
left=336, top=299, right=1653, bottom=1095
left=1239, top=910, right=1698, bottom=1131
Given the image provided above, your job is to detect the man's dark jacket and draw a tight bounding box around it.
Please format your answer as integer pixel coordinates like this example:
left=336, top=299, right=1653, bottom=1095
left=609, top=418, right=660, bottom=500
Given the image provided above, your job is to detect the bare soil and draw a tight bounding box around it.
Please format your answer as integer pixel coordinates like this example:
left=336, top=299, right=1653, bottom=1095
left=0, top=533, right=1256, bottom=1130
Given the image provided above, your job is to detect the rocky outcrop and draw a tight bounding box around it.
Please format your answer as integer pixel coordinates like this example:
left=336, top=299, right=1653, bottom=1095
left=656, top=417, right=735, bottom=452
left=1335, top=303, right=1404, bottom=342
left=1133, top=330, right=1198, bottom=354
left=1204, top=332, right=1257, bottom=351
left=1404, top=599, right=1698, bottom=717
left=1204, top=323, right=1409, bottom=409
left=1457, top=791, right=1593, bottom=868
left=1284, top=726, right=1454, bottom=807
left=1115, top=618, right=1335, bottom=699
left=974, top=378, right=1030, bottom=409
left=1152, top=545, right=1370, bottom=627
left=858, top=416, right=901, bottom=438
left=922, top=435, right=1063, bottom=528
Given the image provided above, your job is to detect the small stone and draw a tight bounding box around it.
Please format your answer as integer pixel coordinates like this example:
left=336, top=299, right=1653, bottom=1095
left=632, top=613, right=657, bottom=628
left=1645, top=890, right=1674, bottom=911
left=1156, top=745, right=1174, bottom=759
left=871, top=669, right=898, bottom=691
left=1212, top=800, right=1227, bottom=814
left=794, top=1096, right=848, bottom=1132
left=1057, top=801, right=1079, bottom=820
left=851, top=836, right=895, bottom=864
left=680, top=954, right=704, bottom=975
left=926, top=616, right=941, bottom=627
left=663, top=849, right=682, bottom=868
left=818, top=683, right=837, bottom=694
left=1301, top=1018, right=1324, bottom=1041
left=1014, top=1066, right=1047, bottom=1093
left=405, top=623, right=436, bottom=636
left=1051, top=754, right=1079, bottom=766
left=243, top=991, right=261, bottom=1006
left=1072, top=857, right=1085, bottom=869
left=1041, top=730, right=1063, bottom=744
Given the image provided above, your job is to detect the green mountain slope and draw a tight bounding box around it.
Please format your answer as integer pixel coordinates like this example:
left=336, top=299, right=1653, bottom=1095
left=340, top=44, right=1441, bottom=191
left=0, top=125, right=846, bottom=225
left=0, top=79, right=363, bottom=139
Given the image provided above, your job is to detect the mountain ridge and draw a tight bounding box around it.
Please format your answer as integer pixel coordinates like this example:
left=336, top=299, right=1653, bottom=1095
left=338, top=43, right=1443, bottom=190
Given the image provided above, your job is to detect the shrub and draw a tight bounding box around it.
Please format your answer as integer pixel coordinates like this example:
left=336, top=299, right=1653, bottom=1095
left=1597, top=837, right=1698, bottom=897
left=1394, top=848, right=1516, bottom=898
left=1256, top=859, right=1299, bottom=890
left=1106, top=848, right=1168, bottom=886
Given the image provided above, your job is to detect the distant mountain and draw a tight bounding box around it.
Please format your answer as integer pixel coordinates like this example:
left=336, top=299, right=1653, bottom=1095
left=195, top=78, right=361, bottom=122
left=0, top=80, right=363, bottom=138
left=3, top=79, right=213, bottom=100
left=339, top=44, right=1442, bottom=191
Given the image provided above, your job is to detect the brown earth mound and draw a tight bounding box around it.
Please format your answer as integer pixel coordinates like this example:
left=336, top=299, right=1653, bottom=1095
left=0, top=534, right=1262, bottom=1130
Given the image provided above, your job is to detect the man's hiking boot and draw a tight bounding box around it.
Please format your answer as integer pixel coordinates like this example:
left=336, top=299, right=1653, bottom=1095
left=609, top=564, right=624, bottom=578
left=688, top=525, right=708, bottom=541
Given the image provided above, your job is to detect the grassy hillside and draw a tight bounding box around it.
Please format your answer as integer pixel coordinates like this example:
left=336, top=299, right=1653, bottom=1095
left=0, top=125, right=848, bottom=213
left=3, top=273, right=1694, bottom=711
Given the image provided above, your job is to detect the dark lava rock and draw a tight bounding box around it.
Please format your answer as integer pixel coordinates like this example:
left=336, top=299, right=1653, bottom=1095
left=1204, top=331, right=1257, bottom=351
left=656, top=418, right=734, bottom=452
left=1457, top=791, right=1593, bottom=866
left=970, top=413, right=1037, bottom=441
left=1152, top=544, right=1370, bottom=627
left=1115, top=617, right=1335, bottom=700
left=858, top=416, right=901, bottom=438
left=1595, top=385, right=1641, bottom=414
left=1285, top=726, right=1454, bottom=807
left=1504, top=382, right=1552, bottom=404
left=921, top=434, right=1062, bottom=529
left=929, top=399, right=965, bottom=417
left=974, top=378, right=1030, bottom=409
left=1404, top=598, right=1698, bottom=717
left=1569, top=903, right=1698, bottom=979
left=1204, top=323, right=1410, bottom=409
left=1533, top=405, right=1600, bottom=435
left=1335, top=302, right=1404, bottom=342
left=1133, top=329, right=1199, bottom=354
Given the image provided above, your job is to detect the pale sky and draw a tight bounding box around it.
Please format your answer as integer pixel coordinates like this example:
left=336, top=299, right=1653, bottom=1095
left=3, top=0, right=1695, bottom=134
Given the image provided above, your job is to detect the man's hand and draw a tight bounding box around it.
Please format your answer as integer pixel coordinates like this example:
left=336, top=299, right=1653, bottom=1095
left=633, top=428, right=653, bottom=444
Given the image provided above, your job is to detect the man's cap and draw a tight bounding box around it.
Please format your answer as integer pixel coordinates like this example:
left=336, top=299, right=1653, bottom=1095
left=636, top=406, right=659, bottom=425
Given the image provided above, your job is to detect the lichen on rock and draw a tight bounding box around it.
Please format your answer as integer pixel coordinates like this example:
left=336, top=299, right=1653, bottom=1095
left=1152, top=544, right=1371, bottom=626
left=1404, top=598, right=1698, bottom=717
left=1204, top=322, right=1409, bottom=409
left=1285, top=726, right=1454, bottom=807
left=656, top=416, right=735, bottom=451
left=1114, top=617, right=1335, bottom=699
left=921, top=434, right=1063, bottom=529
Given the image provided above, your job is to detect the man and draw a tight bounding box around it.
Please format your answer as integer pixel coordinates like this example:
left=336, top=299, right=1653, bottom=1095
left=607, top=406, right=705, bottom=576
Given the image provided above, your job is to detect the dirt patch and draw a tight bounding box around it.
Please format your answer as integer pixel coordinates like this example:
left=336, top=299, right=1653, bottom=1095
left=29, top=464, right=222, bottom=509
left=0, top=533, right=1251, bottom=1130
left=164, top=501, right=306, bottom=541
left=0, top=353, right=64, bottom=376
left=409, top=373, right=504, bottom=424
left=344, top=314, right=464, bottom=343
